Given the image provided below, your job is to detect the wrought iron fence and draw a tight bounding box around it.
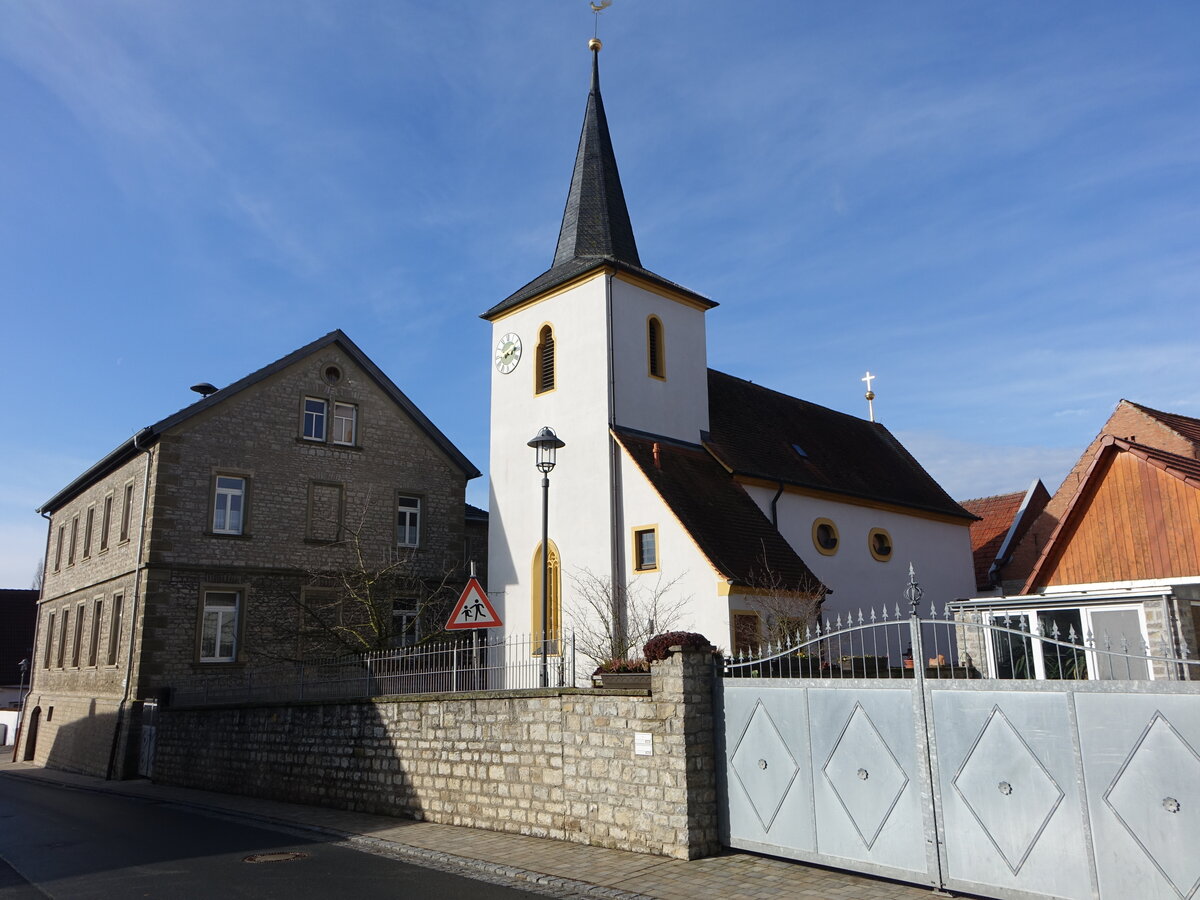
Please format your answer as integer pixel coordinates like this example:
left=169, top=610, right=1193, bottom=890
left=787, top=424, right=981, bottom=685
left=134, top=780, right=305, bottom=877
left=724, top=568, right=1198, bottom=682
left=171, top=630, right=576, bottom=707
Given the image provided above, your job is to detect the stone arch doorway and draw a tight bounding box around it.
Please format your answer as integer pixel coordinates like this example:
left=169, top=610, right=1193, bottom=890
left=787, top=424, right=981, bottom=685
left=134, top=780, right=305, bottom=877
left=22, top=706, right=41, bottom=761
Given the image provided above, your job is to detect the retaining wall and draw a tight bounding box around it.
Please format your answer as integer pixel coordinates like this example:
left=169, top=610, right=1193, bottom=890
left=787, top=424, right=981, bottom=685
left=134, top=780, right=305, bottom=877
left=154, top=649, right=719, bottom=859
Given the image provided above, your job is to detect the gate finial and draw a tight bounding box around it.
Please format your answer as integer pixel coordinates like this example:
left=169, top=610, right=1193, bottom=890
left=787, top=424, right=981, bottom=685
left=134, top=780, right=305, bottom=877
left=903, top=563, right=923, bottom=615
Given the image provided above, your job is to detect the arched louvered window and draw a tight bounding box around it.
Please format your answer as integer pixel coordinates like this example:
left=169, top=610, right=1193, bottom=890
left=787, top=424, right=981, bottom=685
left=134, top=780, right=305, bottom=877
left=531, top=541, right=562, bottom=656
left=647, top=316, right=665, bottom=379
left=535, top=324, right=556, bottom=394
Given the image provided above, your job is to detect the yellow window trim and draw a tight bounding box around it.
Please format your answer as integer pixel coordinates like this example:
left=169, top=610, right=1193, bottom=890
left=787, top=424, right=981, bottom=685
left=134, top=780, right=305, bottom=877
left=868, top=527, right=894, bottom=562
left=646, top=315, right=666, bottom=380
left=631, top=524, right=660, bottom=573
left=812, top=517, right=839, bottom=556
left=534, top=322, right=557, bottom=396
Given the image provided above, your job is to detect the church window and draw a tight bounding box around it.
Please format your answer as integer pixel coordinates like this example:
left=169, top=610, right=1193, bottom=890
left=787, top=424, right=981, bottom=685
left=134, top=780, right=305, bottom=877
left=812, top=518, right=839, bottom=556
left=647, top=316, right=665, bottom=379
left=732, top=611, right=761, bottom=654
left=535, top=325, right=556, bottom=394
left=633, top=526, right=659, bottom=572
left=868, top=528, right=893, bottom=562
left=531, top=541, right=562, bottom=656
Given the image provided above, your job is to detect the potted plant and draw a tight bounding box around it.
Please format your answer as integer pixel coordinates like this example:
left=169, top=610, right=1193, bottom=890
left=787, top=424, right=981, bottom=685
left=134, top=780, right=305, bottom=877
left=591, top=656, right=652, bottom=689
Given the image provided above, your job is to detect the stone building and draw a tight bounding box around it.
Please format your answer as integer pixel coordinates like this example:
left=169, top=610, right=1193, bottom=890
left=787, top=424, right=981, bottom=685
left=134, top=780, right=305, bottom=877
left=19, top=330, right=480, bottom=777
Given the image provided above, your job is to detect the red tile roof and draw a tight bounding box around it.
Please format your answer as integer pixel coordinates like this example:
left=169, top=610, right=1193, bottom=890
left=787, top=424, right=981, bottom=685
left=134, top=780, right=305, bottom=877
left=960, top=492, right=1026, bottom=590
left=615, top=431, right=825, bottom=594
left=704, top=370, right=974, bottom=521
left=1126, top=401, right=1200, bottom=451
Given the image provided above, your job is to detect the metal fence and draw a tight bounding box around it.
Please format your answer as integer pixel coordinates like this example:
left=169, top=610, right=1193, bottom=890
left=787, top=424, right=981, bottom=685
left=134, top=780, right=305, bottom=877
left=724, top=572, right=1197, bottom=682
left=171, top=630, right=576, bottom=707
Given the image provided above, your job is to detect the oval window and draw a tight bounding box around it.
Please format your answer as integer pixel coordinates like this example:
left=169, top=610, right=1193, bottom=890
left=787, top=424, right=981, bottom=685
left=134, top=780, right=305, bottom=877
left=812, top=518, right=839, bottom=556
left=869, top=528, right=893, bottom=562
left=323, top=365, right=343, bottom=385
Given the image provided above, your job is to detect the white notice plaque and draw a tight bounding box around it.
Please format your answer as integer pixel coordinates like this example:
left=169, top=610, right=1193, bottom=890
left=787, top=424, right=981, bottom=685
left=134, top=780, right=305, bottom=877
left=634, top=732, right=653, bottom=756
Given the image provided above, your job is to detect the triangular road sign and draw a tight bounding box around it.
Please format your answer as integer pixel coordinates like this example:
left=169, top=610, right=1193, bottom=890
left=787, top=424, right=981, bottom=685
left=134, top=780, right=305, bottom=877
left=445, top=577, right=503, bottom=629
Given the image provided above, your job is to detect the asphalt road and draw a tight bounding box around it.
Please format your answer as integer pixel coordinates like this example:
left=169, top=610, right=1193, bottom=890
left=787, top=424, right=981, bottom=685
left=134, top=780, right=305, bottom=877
left=0, top=775, right=545, bottom=899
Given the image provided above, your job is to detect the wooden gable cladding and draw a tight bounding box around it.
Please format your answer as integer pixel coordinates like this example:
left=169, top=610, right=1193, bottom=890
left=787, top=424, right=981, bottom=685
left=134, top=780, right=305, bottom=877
left=1029, top=445, right=1200, bottom=590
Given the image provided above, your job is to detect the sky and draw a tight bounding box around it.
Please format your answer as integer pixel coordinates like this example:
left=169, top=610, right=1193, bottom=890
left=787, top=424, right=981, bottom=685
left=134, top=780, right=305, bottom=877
left=2, top=1, right=1198, bottom=587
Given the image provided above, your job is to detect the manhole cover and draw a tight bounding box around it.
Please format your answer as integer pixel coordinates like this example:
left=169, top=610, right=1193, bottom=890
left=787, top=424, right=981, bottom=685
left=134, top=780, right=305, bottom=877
left=243, top=852, right=309, bottom=864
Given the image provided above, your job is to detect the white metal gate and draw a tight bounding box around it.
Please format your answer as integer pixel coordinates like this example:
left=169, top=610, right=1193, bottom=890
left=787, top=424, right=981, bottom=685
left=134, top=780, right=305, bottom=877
left=716, top=574, right=1200, bottom=900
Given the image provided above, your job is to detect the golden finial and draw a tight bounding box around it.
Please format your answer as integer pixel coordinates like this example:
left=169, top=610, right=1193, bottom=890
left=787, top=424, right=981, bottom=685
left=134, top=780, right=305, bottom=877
left=862, top=371, right=877, bottom=422
left=589, top=37, right=603, bottom=52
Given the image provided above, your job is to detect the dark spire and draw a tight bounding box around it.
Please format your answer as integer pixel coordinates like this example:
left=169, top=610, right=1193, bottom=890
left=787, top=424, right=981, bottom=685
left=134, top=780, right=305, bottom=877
left=552, top=44, right=641, bottom=268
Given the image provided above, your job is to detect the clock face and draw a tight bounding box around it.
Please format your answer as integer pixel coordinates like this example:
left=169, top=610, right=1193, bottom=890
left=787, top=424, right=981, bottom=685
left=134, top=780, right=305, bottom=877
left=495, top=332, right=522, bottom=374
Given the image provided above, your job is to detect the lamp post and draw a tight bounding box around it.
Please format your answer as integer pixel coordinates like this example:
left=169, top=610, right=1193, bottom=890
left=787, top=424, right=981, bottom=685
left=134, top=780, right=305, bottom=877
left=528, top=426, right=564, bottom=687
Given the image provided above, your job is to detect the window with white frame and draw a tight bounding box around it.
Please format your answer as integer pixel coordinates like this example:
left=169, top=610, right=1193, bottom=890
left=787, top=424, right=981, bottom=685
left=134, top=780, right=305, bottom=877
left=332, top=402, right=357, bottom=445
left=984, top=604, right=1150, bottom=680
left=200, top=590, right=240, bottom=662
left=396, top=495, right=420, bottom=547
left=212, top=476, right=246, bottom=534
left=303, top=397, right=327, bottom=441
left=391, top=599, right=420, bottom=647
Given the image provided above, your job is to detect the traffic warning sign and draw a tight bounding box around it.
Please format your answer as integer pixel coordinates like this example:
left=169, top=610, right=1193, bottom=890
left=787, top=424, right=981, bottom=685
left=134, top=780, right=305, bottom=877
left=445, top=577, right=502, bottom=630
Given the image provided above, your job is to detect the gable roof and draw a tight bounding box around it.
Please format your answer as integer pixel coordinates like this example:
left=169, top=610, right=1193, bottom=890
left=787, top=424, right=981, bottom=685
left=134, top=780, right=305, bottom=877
left=481, top=48, right=714, bottom=320
left=960, top=480, right=1050, bottom=591
left=615, top=430, right=825, bottom=594
left=1125, top=401, right=1200, bottom=450
left=39, top=330, right=479, bottom=513
left=704, top=370, right=974, bottom=522
left=1023, top=437, right=1200, bottom=592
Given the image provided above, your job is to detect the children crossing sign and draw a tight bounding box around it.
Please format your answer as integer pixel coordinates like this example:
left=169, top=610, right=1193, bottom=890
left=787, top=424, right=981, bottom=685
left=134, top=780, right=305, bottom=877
left=445, top=577, right=502, bottom=630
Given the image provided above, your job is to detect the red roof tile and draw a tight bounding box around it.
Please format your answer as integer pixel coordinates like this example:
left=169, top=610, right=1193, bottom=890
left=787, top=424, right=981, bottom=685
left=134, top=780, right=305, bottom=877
left=960, top=492, right=1026, bottom=590
left=1126, top=402, right=1200, bottom=451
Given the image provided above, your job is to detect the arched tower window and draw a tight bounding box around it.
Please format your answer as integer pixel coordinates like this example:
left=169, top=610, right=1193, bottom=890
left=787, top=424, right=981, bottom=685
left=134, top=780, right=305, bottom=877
left=647, top=316, right=666, bottom=379
left=535, top=324, right=556, bottom=394
left=531, top=541, right=562, bottom=655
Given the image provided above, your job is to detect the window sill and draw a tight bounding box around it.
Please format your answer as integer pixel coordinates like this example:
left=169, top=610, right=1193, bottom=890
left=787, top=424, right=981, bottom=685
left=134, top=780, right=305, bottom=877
left=206, top=531, right=253, bottom=539
left=295, top=438, right=362, bottom=452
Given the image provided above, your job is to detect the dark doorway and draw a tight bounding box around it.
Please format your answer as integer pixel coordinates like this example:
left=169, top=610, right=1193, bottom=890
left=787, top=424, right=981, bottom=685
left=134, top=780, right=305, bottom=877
left=22, top=707, right=40, bottom=762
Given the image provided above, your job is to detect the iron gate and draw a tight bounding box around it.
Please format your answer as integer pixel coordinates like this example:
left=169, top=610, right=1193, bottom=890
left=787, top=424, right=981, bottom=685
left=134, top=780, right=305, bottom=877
left=716, top=573, right=1200, bottom=900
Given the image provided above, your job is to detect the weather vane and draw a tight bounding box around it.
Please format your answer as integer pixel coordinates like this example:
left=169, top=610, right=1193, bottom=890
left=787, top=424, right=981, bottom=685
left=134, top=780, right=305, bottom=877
left=862, top=371, right=877, bottom=422
left=590, top=0, right=612, bottom=41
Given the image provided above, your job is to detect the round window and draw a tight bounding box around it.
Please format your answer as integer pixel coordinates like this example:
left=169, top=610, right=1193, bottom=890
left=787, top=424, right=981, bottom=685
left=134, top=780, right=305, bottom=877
left=323, top=365, right=342, bottom=385
left=812, top=518, right=839, bottom=556
left=869, top=528, right=893, bottom=562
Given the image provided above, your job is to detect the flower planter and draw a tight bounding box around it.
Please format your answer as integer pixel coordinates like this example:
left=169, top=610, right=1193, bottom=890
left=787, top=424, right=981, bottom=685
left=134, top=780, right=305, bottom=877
left=592, top=671, right=651, bottom=690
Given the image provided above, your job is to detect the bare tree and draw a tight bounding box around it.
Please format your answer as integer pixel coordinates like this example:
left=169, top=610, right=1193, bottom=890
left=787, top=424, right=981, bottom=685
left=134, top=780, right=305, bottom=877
left=250, top=494, right=464, bottom=663
left=31, top=556, right=44, bottom=592
left=568, top=567, right=690, bottom=668
left=746, top=552, right=826, bottom=648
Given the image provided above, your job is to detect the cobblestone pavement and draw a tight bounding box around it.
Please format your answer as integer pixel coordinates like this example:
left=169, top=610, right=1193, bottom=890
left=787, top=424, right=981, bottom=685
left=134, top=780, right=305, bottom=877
left=1, top=758, right=944, bottom=900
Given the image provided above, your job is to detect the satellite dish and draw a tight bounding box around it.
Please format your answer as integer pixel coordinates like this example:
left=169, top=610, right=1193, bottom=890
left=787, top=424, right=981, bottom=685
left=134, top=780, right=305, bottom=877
left=190, top=383, right=218, bottom=398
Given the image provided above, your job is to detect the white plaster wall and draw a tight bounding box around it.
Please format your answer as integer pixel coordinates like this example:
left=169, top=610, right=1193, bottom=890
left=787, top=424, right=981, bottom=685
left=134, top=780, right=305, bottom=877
left=487, top=274, right=617, bottom=639
left=742, top=486, right=976, bottom=620
left=608, top=277, right=709, bottom=443
left=605, top=446, right=730, bottom=655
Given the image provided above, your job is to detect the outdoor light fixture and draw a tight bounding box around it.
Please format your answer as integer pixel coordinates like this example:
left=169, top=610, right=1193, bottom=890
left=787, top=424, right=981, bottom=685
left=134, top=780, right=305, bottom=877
left=528, top=426, right=564, bottom=686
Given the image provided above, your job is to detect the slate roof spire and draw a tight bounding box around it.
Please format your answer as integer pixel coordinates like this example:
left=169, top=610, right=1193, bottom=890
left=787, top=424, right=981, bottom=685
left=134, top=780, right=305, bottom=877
left=552, top=41, right=641, bottom=268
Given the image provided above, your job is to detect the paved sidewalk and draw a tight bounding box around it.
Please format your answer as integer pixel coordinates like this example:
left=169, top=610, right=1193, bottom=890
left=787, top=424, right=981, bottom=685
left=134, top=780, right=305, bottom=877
left=1, top=757, right=940, bottom=900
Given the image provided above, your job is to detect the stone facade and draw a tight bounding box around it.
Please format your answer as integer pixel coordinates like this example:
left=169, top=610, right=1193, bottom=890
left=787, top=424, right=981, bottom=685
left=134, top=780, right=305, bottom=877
left=154, top=650, right=720, bottom=859
left=20, top=332, right=480, bottom=778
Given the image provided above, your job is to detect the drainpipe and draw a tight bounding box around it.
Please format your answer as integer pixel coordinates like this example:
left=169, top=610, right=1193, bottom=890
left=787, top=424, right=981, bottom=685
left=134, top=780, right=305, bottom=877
left=769, top=482, right=785, bottom=528
left=106, top=430, right=153, bottom=780
left=605, top=273, right=625, bottom=654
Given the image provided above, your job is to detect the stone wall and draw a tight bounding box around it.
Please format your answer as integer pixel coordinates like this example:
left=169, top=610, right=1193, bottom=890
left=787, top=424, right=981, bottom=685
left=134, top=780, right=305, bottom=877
left=154, top=649, right=720, bottom=859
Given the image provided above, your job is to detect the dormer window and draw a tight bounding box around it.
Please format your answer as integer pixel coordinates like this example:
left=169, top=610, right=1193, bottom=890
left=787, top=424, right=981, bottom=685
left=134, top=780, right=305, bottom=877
left=647, top=316, right=665, bottom=379
left=535, top=324, right=556, bottom=394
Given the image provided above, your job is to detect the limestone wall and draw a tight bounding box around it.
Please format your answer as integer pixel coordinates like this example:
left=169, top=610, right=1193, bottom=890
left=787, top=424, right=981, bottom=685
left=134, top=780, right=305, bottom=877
left=154, top=650, right=719, bottom=859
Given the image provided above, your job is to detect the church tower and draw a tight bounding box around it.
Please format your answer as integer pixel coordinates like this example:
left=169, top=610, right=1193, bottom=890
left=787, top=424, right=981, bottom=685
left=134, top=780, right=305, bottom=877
left=481, top=42, right=717, bottom=656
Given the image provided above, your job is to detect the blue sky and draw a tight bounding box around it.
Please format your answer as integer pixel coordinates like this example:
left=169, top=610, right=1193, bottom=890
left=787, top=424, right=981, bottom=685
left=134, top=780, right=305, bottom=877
left=3, top=2, right=1198, bottom=586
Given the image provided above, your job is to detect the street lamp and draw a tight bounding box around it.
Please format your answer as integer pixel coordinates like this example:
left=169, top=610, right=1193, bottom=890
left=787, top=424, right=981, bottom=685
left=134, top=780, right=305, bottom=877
left=528, top=426, right=564, bottom=687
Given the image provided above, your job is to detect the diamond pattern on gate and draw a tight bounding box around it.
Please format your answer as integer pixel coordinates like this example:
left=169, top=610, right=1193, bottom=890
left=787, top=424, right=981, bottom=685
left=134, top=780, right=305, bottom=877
left=1104, top=711, right=1200, bottom=899
left=821, top=701, right=909, bottom=850
left=729, top=700, right=801, bottom=831
left=952, top=705, right=1064, bottom=875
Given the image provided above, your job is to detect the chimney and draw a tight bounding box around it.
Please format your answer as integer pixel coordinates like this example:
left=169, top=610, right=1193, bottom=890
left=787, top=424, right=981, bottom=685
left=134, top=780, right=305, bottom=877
left=652, top=442, right=661, bottom=470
